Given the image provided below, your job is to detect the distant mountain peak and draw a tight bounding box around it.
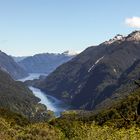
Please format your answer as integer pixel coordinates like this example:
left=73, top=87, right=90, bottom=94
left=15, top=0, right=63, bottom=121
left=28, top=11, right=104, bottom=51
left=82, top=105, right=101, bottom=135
left=18, top=51, right=76, bottom=73
left=103, top=31, right=140, bottom=45
left=62, top=50, right=78, bottom=56
left=126, top=30, right=140, bottom=41
left=34, top=30, right=140, bottom=111
left=104, top=34, right=124, bottom=45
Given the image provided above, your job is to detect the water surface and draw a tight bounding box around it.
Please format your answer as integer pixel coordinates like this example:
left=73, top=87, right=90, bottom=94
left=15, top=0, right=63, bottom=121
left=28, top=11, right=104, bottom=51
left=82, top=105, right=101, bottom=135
left=18, top=73, right=68, bottom=116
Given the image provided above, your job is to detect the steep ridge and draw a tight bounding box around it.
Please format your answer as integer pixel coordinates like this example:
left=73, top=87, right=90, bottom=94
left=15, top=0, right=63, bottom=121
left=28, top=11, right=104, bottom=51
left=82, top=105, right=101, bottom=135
left=73, top=60, right=140, bottom=111
left=34, top=31, right=140, bottom=110
left=0, top=69, right=51, bottom=121
left=18, top=51, right=76, bottom=74
left=0, top=51, right=28, bottom=79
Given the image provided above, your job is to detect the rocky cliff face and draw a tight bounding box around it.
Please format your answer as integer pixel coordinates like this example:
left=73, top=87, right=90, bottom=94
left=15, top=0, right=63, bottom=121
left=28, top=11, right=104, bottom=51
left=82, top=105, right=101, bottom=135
left=34, top=31, right=140, bottom=110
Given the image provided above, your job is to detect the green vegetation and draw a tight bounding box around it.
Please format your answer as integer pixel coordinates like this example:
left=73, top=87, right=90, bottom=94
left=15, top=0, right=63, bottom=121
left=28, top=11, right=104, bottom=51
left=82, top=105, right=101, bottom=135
left=0, top=69, right=54, bottom=122
left=1, top=86, right=140, bottom=140
left=34, top=32, right=140, bottom=112
left=0, top=108, right=64, bottom=140
left=59, top=88, right=140, bottom=128
left=51, top=119, right=140, bottom=140
left=1, top=63, right=140, bottom=139
left=1, top=111, right=140, bottom=140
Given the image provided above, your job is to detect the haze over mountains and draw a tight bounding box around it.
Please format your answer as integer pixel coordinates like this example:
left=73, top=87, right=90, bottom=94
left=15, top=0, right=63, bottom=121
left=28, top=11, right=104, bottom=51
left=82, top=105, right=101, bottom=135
left=14, top=50, right=77, bottom=74
left=33, top=31, right=140, bottom=111
left=12, top=56, right=28, bottom=62
left=0, top=50, right=77, bottom=80
left=1, top=31, right=140, bottom=114
left=0, top=49, right=77, bottom=120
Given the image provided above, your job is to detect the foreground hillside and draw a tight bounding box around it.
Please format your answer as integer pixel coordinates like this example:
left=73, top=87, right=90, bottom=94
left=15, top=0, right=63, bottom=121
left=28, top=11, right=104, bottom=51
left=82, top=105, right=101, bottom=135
left=0, top=108, right=64, bottom=140
left=34, top=31, right=140, bottom=111
left=0, top=69, right=53, bottom=122
left=2, top=112, right=140, bottom=140
left=1, top=85, right=140, bottom=140
left=0, top=50, right=28, bottom=79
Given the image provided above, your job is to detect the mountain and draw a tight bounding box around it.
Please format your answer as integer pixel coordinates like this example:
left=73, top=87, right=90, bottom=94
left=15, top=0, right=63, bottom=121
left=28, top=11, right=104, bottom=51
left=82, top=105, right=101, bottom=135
left=62, top=50, right=79, bottom=56
left=18, top=51, right=77, bottom=74
left=0, top=68, right=52, bottom=122
left=1, top=75, right=140, bottom=140
left=59, top=85, right=140, bottom=128
left=0, top=51, right=28, bottom=79
left=34, top=31, right=140, bottom=111
left=76, top=59, right=140, bottom=111
left=12, top=56, right=28, bottom=62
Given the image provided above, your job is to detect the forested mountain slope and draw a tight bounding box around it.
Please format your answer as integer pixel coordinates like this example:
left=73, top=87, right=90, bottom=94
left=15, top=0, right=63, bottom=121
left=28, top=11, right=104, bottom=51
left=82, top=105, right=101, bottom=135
left=34, top=31, right=140, bottom=110
left=0, top=51, right=28, bottom=79
left=0, top=69, right=51, bottom=121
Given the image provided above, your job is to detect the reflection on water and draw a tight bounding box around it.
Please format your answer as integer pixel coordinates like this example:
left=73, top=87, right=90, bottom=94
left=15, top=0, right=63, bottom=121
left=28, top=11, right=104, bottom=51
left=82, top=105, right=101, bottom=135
left=18, top=73, right=69, bottom=116
left=29, top=87, right=68, bottom=116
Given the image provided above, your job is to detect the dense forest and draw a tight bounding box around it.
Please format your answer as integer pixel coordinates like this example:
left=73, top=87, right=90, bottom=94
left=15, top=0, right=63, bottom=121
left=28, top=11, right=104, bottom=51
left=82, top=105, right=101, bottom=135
left=1, top=80, right=140, bottom=140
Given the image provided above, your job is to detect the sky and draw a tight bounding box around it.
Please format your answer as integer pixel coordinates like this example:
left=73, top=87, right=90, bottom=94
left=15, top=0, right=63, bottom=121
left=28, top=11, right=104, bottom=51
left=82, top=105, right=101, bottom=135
left=0, top=0, right=140, bottom=56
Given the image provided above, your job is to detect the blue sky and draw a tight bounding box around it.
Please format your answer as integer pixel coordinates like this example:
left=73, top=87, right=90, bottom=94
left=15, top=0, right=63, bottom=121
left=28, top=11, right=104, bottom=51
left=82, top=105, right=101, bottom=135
left=0, top=0, right=140, bottom=56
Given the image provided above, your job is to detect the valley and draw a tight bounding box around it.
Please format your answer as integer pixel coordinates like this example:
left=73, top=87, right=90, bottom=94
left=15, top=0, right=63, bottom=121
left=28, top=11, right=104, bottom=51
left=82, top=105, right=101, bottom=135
left=1, top=1, right=140, bottom=139
left=33, top=31, right=140, bottom=111
left=18, top=73, right=69, bottom=116
left=1, top=31, right=140, bottom=140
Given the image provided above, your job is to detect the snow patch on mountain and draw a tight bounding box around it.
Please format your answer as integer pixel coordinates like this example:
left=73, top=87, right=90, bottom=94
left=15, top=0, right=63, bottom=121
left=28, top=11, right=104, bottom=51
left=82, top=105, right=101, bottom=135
left=88, top=56, right=104, bottom=72
left=62, top=50, right=78, bottom=56
left=104, top=34, right=124, bottom=45
left=126, top=31, right=140, bottom=41
left=95, top=56, right=104, bottom=64
left=113, top=68, right=117, bottom=73
left=88, top=64, right=95, bottom=72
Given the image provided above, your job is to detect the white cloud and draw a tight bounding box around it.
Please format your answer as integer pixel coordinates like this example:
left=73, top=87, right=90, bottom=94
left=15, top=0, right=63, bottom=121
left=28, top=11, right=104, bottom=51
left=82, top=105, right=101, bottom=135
left=125, top=17, right=140, bottom=28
